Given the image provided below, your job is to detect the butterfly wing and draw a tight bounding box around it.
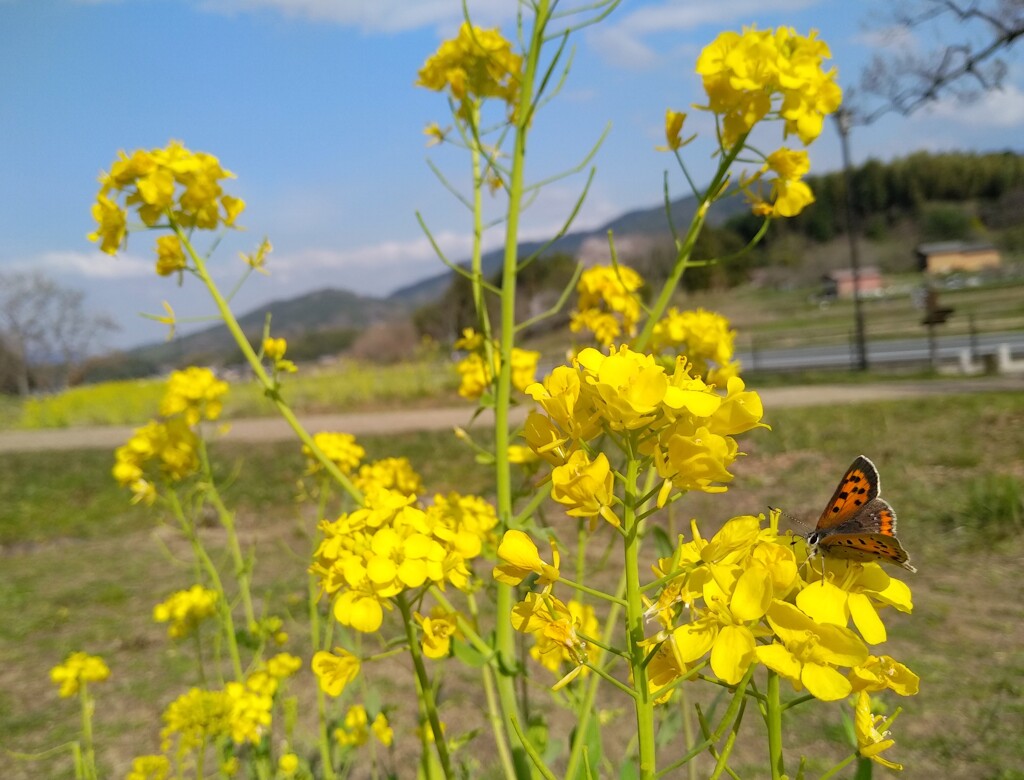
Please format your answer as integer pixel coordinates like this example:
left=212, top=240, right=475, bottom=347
left=815, top=455, right=881, bottom=531
left=816, top=497, right=916, bottom=572
left=817, top=531, right=917, bottom=572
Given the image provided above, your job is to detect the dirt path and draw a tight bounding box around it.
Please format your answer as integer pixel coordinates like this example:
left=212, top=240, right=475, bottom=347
left=1, top=376, right=1020, bottom=453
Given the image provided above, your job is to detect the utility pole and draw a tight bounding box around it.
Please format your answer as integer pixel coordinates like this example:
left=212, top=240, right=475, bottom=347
left=834, top=107, right=869, bottom=371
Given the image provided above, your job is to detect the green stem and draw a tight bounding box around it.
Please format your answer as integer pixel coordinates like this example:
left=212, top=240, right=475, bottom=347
left=198, top=441, right=257, bottom=630
left=398, top=595, right=455, bottom=780
left=309, top=576, right=337, bottom=780
left=78, top=685, right=96, bottom=780
left=192, top=630, right=207, bottom=687
left=623, top=455, right=657, bottom=778
left=819, top=754, right=857, bottom=780
left=654, top=666, right=753, bottom=779
left=564, top=570, right=626, bottom=780
left=766, top=670, right=785, bottom=780
left=167, top=490, right=243, bottom=680
left=634, top=136, right=748, bottom=351
left=179, top=229, right=363, bottom=505
left=509, top=717, right=559, bottom=780
left=556, top=575, right=627, bottom=606
left=490, top=5, right=552, bottom=779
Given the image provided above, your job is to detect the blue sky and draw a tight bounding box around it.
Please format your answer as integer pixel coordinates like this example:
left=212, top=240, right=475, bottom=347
left=2, top=0, right=1022, bottom=349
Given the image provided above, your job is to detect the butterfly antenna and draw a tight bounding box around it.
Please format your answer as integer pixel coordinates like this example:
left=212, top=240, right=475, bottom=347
left=769, top=505, right=812, bottom=535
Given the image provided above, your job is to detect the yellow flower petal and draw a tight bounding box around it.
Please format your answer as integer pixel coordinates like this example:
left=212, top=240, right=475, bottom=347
left=796, top=579, right=848, bottom=626
left=755, top=643, right=802, bottom=682
left=672, top=620, right=716, bottom=664
left=730, top=567, right=772, bottom=622
left=848, top=592, right=886, bottom=645
left=711, top=625, right=755, bottom=685
left=801, top=661, right=851, bottom=701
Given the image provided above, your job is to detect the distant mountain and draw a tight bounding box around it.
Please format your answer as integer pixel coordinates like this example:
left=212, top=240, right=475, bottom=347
left=387, top=191, right=749, bottom=304
left=124, top=288, right=399, bottom=367
left=117, top=190, right=747, bottom=368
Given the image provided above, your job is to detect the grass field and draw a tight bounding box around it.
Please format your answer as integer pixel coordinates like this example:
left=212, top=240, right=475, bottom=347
left=2, top=391, right=1023, bottom=779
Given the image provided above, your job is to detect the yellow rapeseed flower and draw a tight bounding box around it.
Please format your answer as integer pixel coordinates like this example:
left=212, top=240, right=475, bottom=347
left=493, top=529, right=560, bottom=586
left=50, top=652, right=110, bottom=698
left=849, top=655, right=920, bottom=696
left=550, top=451, right=619, bottom=528
left=334, top=704, right=394, bottom=748
left=154, top=234, right=187, bottom=276
left=305, top=431, right=366, bottom=475
left=355, top=456, right=425, bottom=495
left=415, top=607, right=461, bottom=659
left=311, top=647, right=361, bottom=697
left=757, top=600, right=869, bottom=701
left=695, top=27, right=841, bottom=149
left=416, top=23, right=522, bottom=119
left=126, top=755, right=171, bottom=780
left=649, top=308, right=740, bottom=384
left=152, top=585, right=218, bottom=639
left=656, top=109, right=693, bottom=152
left=854, top=691, right=904, bottom=770
left=278, top=753, right=299, bottom=777
left=90, top=141, right=246, bottom=260
left=160, top=688, right=233, bottom=753
left=159, top=367, right=229, bottom=426
left=569, top=265, right=644, bottom=347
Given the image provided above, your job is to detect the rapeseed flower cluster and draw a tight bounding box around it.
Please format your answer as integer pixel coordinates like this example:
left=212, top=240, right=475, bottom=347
left=649, top=513, right=918, bottom=703
left=113, top=368, right=228, bottom=504
left=354, top=456, right=425, bottom=495
left=523, top=344, right=766, bottom=510
left=493, top=532, right=600, bottom=684
left=304, top=432, right=366, bottom=476
left=89, top=140, right=244, bottom=256
left=742, top=147, right=815, bottom=217
left=416, top=23, right=522, bottom=119
left=160, top=364, right=229, bottom=426
left=262, top=336, right=297, bottom=374
left=453, top=328, right=539, bottom=400
left=676, top=27, right=841, bottom=219
left=159, top=659, right=291, bottom=755
left=310, top=450, right=499, bottom=633
left=333, top=704, right=394, bottom=748
left=695, top=27, right=841, bottom=148
left=153, top=585, right=218, bottom=639
left=569, top=265, right=645, bottom=348
left=126, top=755, right=171, bottom=780
left=649, top=307, right=740, bottom=385
left=50, top=652, right=110, bottom=698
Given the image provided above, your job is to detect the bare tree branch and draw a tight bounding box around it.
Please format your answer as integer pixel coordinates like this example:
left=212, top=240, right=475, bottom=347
left=859, top=0, right=1024, bottom=123
left=0, top=271, right=118, bottom=394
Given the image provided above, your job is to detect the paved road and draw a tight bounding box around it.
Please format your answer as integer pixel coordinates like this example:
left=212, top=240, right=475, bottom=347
left=1, top=377, right=1020, bottom=454
left=737, top=330, right=1024, bottom=371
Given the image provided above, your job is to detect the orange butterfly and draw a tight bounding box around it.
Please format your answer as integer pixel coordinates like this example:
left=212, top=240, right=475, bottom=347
left=805, top=455, right=917, bottom=573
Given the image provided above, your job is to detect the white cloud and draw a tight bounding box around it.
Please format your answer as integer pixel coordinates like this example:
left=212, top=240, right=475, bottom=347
left=588, top=0, right=821, bottom=70
left=196, top=0, right=513, bottom=33
left=851, top=25, right=918, bottom=53
left=922, top=82, right=1024, bottom=128
left=267, top=231, right=485, bottom=295
left=6, top=250, right=154, bottom=280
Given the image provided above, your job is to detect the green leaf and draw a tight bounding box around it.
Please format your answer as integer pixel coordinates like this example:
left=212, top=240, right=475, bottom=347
left=451, top=637, right=487, bottom=668
left=527, top=713, right=549, bottom=759
left=651, top=525, right=674, bottom=559
left=619, top=762, right=640, bottom=780
left=568, top=714, right=603, bottom=780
